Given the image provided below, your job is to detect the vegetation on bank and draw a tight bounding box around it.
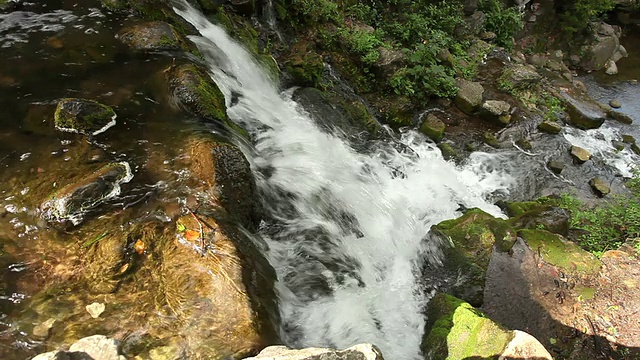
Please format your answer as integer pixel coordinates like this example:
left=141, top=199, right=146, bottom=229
left=556, top=174, right=640, bottom=257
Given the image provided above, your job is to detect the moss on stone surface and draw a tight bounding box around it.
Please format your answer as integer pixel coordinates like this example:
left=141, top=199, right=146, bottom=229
left=423, top=293, right=514, bottom=360
left=518, top=229, right=602, bottom=275
left=54, top=98, right=116, bottom=135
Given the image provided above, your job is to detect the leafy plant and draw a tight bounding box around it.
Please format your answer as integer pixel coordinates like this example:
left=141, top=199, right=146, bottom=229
left=557, top=173, right=640, bottom=257
left=555, top=0, right=615, bottom=36
left=479, top=0, right=524, bottom=49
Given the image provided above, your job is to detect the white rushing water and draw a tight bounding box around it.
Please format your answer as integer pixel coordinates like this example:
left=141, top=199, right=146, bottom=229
left=175, top=2, right=513, bottom=359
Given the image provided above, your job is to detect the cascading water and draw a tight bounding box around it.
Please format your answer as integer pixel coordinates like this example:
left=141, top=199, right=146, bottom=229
left=174, top=2, right=513, bottom=358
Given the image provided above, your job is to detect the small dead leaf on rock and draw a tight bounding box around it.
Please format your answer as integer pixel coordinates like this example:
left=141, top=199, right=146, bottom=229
left=185, top=229, right=200, bottom=241
left=134, top=239, right=145, bottom=254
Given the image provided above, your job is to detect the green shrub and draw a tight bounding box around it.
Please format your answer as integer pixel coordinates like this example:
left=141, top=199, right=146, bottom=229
left=557, top=173, right=640, bottom=257
left=556, top=0, right=615, bottom=36
left=478, top=0, right=524, bottom=49
left=338, top=28, right=384, bottom=67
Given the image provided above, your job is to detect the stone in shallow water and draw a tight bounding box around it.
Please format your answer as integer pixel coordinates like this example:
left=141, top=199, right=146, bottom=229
left=54, top=98, right=117, bottom=136
left=86, top=302, right=106, bottom=318
left=40, top=162, right=133, bottom=225
left=570, top=145, right=591, bottom=164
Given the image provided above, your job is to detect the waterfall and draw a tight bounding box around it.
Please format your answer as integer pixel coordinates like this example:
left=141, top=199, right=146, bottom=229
left=174, top=2, right=513, bottom=359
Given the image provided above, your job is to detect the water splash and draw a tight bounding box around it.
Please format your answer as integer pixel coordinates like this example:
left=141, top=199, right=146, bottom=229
left=175, top=2, right=513, bottom=358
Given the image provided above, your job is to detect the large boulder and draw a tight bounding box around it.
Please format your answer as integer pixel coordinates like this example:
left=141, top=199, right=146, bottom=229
left=454, top=79, right=484, bottom=114
left=578, top=22, right=622, bottom=71
left=559, top=91, right=606, bottom=130
left=117, top=21, right=185, bottom=52
left=32, top=335, right=125, bottom=360
left=245, top=344, right=385, bottom=360
left=54, top=98, right=116, bottom=136
left=40, top=162, right=133, bottom=226
left=432, top=209, right=516, bottom=306
left=422, top=293, right=552, bottom=360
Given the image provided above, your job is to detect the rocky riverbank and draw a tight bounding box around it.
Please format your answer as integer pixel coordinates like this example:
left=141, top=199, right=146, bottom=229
left=1, top=0, right=640, bottom=359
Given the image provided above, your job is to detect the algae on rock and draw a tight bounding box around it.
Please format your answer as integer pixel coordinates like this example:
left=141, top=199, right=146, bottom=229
left=54, top=98, right=117, bottom=136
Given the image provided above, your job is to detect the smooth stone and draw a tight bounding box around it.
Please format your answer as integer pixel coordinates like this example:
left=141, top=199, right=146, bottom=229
left=609, top=99, right=622, bottom=108
left=570, top=145, right=592, bottom=163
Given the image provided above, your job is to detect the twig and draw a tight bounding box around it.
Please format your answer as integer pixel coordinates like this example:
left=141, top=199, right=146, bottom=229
left=585, top=315, right=599, bottom=352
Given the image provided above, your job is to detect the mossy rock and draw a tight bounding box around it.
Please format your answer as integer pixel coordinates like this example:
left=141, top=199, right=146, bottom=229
left=118, top=21, right=189, bottom=52
left=433, top=209, right=516, bottom=305
left=518, top=229, right=601, bottom=275
left=420, top=113, right=446, bottom=142
left=505, top=201, right=570, bottom=236
left=422, top=293, right=515, bottom=360
left=284, top=41, right=324, bottom=88
left=103, top=0, right=197, bottom=37
left=54, top=98, right=116, bottom=136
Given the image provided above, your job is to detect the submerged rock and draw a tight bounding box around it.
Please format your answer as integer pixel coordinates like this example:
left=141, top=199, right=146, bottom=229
left=32, top=335, right=125, bottom=360
left=454, top=79, right=484, bottom=114
left=40, top=162, right=133, bottom=226
left=422, top=293, right=551, bottom=360
left=246, top=344, right=385, bottom=360
left=54, top=98, right=116, bottom=136
left=118, top=21, right=184, bottom=52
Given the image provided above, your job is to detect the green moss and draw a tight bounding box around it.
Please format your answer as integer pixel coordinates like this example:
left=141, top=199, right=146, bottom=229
left=438, top=143, right=457, bottom=161
left=424, top=293, right=514, bottom=360
left=284, top=41, right=324, bottom=87
left=518, top=229, right=602, bottom=275
left=54, top=98, right=116, bottom=134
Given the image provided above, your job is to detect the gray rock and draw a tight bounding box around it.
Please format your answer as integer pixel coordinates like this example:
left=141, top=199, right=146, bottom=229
left=54, top=98, right=117, bottom=136
left=528, top=54, right=547, bottom=68
left=579, top=30, right=619, bottom=71
left=605, top=59, right=618, bottom=75
left=548, top=160, right=564, bottom=174
left=608, top=110, right=633, bottom=124
left=454, top=79, right=484, bottom=114
left=480, top=100, right=511, bottom=125
left=560, top=91, right=606, bottom=129
left=245, top=344, right=385, bottom=360
left=589, top=177, right=611, bottom=197
left=501, top=64, right=541, bottom=90
left=538, top=120, right=562, bottom=134
left=570, top=145, right=592, bottom=164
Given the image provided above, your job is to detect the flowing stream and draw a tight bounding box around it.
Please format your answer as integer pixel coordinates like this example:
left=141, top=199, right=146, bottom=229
left=174, top=2, right=514, bottom=359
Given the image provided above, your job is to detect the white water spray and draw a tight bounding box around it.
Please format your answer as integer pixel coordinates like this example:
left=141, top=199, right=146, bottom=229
left=175, top=2, right=513, bottom=358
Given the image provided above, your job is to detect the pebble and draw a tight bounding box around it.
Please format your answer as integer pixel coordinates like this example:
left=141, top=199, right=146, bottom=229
left=86, top=302, right=106, bottom=319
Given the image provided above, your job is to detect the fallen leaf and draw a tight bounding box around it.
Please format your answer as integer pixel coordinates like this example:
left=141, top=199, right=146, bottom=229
left=185, top=229, right=200, bottom=241
left=134, top=239, right=145, bottom=254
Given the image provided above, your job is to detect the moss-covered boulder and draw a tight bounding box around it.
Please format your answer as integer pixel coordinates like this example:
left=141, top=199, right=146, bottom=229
left=40, top=162, right=133, bottom=226
left=117, top=21, right=186, bottom=52
left=166, top=63, right=228, bottom=122
left=518, top=229, right=601, bottom=275
left=432, top=209, right=516, bottom=305
left=54, top=98, right=117, bottom=136
left=283, top=41, right=324, bottom=88
left=419, top=113, right=446, bottom=142
left=505, top=201, right=570, bottom=236
left=422, top=293, right=551, bottom=360
left=560, top=91, right=606, bottom=130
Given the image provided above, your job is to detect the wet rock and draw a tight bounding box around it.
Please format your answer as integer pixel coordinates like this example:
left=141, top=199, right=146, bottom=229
left=518, top=229, right=601, bottom=275
left=480, top=100, right=511, bottom=125
left=622, top=134, right=636, bottom=144
left=609, top=99, right=622, bottom=108
left=376, top=47, right=405, bottom=78
left=40, top=162, right=133, bottom=226
left=284, top=41, right=324, bottom=88
left=438, top=142, right=457, bottom=161
left=245, top=344, right=384, bottom=360
left=481, top=131, right=499, bottom=148
left=69, top=335, right=125, bottom=360
left=230, top=0, right=256, bottom=15
left=500, top=64, right=541, bottom=90
left=86, top=302, right=106, bottom=318
left=32, top=318, right=56, bottom=338
left=579, top=22, right=620, bottom=71
left=508, top=202, right=570, bottom=236
left=54, top=98, right=117, bottom=136
left=570, top=145, right=591, bottom=164
left=117, top=21, right=184, bottom=52
left=432, top=209, right=516, bottom=306
left=454, top=79, right=484, bottom=114
left=419, top=113, right=446, bottom=142
left=589, top=177, right=610, bottom=197
left=632, top=143, right=640, bottom=155
left=608, top=109, right=633, bottom=124
left=548, top=160, right=564, bottom=174
left=612, top=140, right=625, bottom=151
left=166, top=63, right=229, bottom=123
left=538, top=120, right=562, bottom=134
left=159, top=214, right=278, bottom=358
left=422, top=293, right=551, bottom=360
left=559, top=91, right=606, bottom=130
left=184, top=136, right=259, bottom=228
